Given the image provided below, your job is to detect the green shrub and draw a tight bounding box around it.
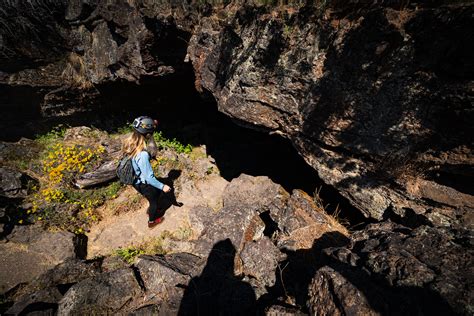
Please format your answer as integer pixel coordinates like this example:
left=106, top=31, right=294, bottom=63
left=35, top=124, right=68, bottom=147
left=114, top=247, right=145, bottom=264
left=153, top=131, right=193, bottom=154
left=113, top=231, right=172, bottom=264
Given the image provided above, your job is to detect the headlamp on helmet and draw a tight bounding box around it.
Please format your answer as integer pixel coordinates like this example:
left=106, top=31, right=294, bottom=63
left=132, top=116, right=156, bottom=135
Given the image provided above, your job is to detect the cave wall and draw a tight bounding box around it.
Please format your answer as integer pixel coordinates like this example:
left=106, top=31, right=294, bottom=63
left=1, top=1, right=473, bottom=227
left=186, top=2, right=474, bottom=227
left=0, top=0, right=203, bottom=137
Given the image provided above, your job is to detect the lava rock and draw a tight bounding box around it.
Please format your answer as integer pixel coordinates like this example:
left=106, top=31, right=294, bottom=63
left=0, top=167, right=28, bottom=198
left=57, top=268, right=142, bottom=315
left=16, top=259, right=101, bottom=297
left=1, top=227, right=88, bottom=294
left=6, top=287, right=62, bottom=316
left=187, top=3, right=474, bottom=227
left=222, top=174, right=289, bottom=215
left=135, top=254, right=201, bottom=308
left=240, top=237, right=285, bottom=298
left=276, top=189, right=349, bottom=251
left=308, top=222, right=474, bottom=315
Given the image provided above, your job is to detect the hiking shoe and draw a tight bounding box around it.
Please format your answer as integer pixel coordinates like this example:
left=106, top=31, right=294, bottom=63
left=148, top=217, right=164, bottom=228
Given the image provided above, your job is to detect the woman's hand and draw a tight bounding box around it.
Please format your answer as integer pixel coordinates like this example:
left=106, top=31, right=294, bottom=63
left=163, top=185, right=171, bottom=193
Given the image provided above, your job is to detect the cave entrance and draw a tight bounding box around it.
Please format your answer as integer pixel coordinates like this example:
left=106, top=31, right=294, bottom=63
left=1, top=24, right=367, bottom=227
left=94, top=62, right=367, bottom=227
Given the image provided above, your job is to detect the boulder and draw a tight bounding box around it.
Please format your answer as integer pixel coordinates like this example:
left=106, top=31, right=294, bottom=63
left=135, top=253, right=202, bottom=308
left=29, top=230, right=87, bottom=263
left=307, top=222, right=474, bottom=315
left=193, top=174, right=289, bottom=262
left=57, top=268, right=142, bottom=315
left=0, top=167, right=29, bottom=198
left=5, top=287, right=62, bottom=316
left=276, top=189, right=349, bottom=251
left=240, top=237, right=285, bottom=298
left=11, top=259, right=102, bottom=299
left=1, top=226, right=87, bottom=294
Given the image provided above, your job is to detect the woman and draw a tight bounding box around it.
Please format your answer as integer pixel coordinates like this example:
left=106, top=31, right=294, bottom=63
left=121, top=116, right=171, bottom=228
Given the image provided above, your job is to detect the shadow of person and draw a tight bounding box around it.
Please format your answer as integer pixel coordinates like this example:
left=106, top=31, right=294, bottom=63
left=178, top=239, right=257, bottom=315
left=157, top=169, right=184, bottom=213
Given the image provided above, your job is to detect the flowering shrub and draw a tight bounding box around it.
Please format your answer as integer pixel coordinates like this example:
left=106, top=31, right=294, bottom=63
left=43, top=144, right=105, bottom=184
left=23, top=142, right=112, bottom=233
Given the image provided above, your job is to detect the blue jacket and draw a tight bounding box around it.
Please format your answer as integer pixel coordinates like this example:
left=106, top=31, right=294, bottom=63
left=132, top=151, right=165, bottom=190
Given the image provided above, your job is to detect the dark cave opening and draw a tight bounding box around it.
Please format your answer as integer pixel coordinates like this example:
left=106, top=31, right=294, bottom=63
left=0, top=63, right=368, bottom=227
left=96, top=64, right=368, bottom=227
left=0, top=50, right=367, bottom=229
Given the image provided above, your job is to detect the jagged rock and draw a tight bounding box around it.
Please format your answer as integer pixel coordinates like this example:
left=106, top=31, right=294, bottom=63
left=265, top=304, right=306, bottom=316
left=128, top=304, right=160, bottom=316
left=192, top=175, right=288, bottom=273
left=188, top=205, right=215, bottom=238
left=4, top=259, right=101, bottom=315
left=307, top=222, right=474, bottom=315
left=193, top=197, right=266, bottom=274
left=29, top=230, right=87, bottom=262
left=190, top=174, right=350, bottom=305
left=0, top=167, right=29, bottom=198
left=222, top=174, right=289, bottom=214
left=57, top=268, right=142, bottom=315
left=1, top=227, right=88, bottom=294
left=276, top=189, right=348, bottom=251
left=240, top=237, right=285, bottom=298
left=5, top=287, right=62, bottom=316
left=135, top=254, right=202, bottom=308
left=0, top=242, right=53, bottom=294
left=187, top=3, right=474, bottom=227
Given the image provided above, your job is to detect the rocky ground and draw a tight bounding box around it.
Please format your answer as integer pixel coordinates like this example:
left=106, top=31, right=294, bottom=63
left=1, top=128, right=351, bottom=314
left=1, top=128, right=472, bottom=315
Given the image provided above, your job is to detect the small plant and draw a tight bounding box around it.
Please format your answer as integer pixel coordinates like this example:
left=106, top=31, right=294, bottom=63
left=173, top=225, right=193, bottom=240
left=116, top=123, right=133, bottom=135
left=153, top=131, right=193, bottom=155
left=283, top=24, right=293, bottom=38
left=35, top=124, right=68, bottom=147
left=104, top=181, right=122, bottom=199
left=114, top=247, right=145, bottom=264
left=113, top=231, right=172, bottom=264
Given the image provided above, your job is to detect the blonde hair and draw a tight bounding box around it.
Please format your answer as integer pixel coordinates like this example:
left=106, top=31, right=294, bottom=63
left=122, top=131, right=146, bottom=158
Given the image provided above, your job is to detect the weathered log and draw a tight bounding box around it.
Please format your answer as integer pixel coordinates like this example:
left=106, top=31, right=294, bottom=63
left=75, top=160, right=118, bottom=189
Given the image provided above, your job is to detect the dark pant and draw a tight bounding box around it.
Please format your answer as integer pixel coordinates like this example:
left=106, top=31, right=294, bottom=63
left=133, top=183, right=163, bottom=221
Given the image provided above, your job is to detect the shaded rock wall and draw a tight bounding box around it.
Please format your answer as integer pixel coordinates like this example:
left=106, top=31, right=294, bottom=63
left=0, top=0, right=202, bottom=137
left=187, top=2, right=474, bottom=226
